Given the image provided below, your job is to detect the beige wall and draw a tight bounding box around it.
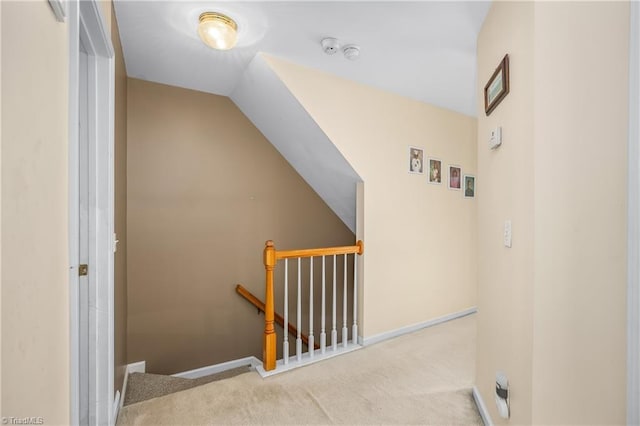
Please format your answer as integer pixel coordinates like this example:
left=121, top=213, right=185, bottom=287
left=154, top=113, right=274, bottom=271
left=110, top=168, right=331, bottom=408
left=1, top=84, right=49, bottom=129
left=0, top=0, right=127, bottom=416
left=126, top=78, right=354, bottom=374
left=531, top=2, right=628, bottom=423
left=1, top=1, right=70, bottom=423
left=266, top=56, right=478, bottom=338
left=476, top=1, right=629, bottom=424
left=111, top=5, right=129, bottom=397
left=475, top=2, right=535, bottom=424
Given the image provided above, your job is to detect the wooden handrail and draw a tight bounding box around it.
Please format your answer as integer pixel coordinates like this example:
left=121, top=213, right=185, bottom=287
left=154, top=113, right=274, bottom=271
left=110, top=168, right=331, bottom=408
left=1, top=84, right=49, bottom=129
left=275, top=240, right=364, bottom=260
left=236, top=284, right=319, bottom=350
left=262, top=240, right=364, bottom=371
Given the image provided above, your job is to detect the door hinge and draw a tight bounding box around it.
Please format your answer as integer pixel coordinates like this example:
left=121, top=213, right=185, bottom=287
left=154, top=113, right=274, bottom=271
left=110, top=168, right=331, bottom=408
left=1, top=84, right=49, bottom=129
left=79, top=264, right=88, bottom=276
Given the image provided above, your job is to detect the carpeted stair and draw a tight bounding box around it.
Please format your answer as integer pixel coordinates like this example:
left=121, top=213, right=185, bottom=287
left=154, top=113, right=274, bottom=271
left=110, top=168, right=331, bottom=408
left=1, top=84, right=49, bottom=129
left=123, top=366, right=252, bottom=406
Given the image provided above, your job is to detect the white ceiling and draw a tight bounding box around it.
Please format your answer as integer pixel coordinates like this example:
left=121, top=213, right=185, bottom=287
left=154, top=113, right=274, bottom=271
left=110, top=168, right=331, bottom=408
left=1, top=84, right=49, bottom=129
left=114, top=1, right=491, bottom=117
left=114, top=1, right=491, bottom=231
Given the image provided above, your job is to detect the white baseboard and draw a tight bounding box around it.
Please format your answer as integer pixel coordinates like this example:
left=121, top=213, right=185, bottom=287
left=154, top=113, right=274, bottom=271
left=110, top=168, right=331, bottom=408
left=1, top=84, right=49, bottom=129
left=111, top=390, right=120, bottom=425
left=473, top=386, right=493, bottom=426
left=360, top=307, right=477, bottom=346
left=127, top=360, right=146, bottom=374
left=256, top=343, right=362, bottom=378
left=172, top=356, right=261, bottom=379
left=119, top=361, right=146, bottom=413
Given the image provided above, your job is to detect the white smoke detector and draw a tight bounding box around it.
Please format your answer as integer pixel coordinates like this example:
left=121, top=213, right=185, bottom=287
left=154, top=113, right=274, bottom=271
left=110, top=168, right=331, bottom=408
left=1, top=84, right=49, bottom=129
left=343, top=45, right=360, bottom=60
left=321, top=38, right=340, bottom=55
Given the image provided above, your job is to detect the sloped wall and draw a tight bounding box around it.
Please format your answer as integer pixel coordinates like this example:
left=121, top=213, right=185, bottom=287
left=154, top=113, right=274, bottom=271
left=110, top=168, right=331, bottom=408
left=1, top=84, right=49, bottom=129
left=231, top=54, right=361, bottom=233
left=265, top=56, right=478, bottom=338
left=126, top=78, right=355, bottom=374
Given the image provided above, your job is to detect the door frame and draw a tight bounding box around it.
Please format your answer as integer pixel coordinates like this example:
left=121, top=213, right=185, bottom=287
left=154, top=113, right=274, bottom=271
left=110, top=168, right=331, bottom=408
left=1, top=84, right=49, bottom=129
left=629, top=1, right=640, bottom=424
left=68, top=0, right=115, bottom=424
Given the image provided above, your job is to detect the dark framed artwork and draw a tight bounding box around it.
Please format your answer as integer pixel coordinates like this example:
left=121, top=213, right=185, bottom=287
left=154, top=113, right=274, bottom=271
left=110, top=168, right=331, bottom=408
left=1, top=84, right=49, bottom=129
left=484, top=54, right=510, bottom=116
left=464, top=175, right=475, bottom=198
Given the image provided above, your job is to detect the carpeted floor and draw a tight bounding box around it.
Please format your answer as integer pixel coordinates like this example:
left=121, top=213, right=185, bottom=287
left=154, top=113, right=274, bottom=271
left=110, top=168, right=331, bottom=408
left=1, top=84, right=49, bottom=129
left=117, top=313, right=481, bottom=425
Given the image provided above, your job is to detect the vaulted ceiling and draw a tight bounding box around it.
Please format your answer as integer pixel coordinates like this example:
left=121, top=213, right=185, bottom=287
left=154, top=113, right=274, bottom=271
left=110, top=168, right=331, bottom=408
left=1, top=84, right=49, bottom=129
left=114, top=1, right=491, bottom=231
left=114, top=1, right=491, bottom=117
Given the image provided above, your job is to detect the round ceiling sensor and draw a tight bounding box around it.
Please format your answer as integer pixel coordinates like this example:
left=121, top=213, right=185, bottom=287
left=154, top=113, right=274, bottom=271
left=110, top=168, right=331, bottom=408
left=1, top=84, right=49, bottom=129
left=343, top=45, right=360, bottom=60
left=321, top=38, right=340, bottom=55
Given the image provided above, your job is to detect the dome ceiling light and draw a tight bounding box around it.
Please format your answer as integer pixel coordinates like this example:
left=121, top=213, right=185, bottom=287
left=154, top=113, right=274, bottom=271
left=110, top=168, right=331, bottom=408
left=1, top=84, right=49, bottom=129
left=198, top=12, right=238, bottom=50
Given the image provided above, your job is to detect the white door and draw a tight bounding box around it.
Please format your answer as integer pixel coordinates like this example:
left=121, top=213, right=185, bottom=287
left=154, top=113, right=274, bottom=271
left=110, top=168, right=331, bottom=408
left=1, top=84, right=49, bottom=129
left=69, top=1, right=116, bottom=424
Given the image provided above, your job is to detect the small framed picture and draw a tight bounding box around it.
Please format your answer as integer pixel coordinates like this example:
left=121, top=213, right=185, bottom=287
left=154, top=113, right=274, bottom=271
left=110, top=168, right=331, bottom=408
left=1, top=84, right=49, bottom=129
left=408, top=146, right=424, bottom=174
left=464, top=175, right=476, bottom=198
left=484, top=54, right=510, bottom=116
left=448, top=165, right=462, bottom=190
left=428, top=158, right=442, bottom=184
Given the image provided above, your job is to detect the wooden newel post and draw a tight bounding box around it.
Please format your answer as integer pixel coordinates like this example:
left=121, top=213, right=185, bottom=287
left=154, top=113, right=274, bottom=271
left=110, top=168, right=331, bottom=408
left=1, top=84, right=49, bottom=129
left=263, top=240, right=277, bottom=371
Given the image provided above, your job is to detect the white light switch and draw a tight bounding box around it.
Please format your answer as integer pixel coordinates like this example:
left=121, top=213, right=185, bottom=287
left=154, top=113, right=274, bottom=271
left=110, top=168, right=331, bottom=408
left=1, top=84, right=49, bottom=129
left=504, top=220, right=512, bottom=248
left=490, top=126, right=502, bottom=150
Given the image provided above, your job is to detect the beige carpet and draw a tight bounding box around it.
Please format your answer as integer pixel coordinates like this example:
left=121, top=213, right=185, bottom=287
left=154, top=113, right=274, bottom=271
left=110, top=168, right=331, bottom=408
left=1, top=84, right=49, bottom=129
left=117, top=314, right=480, bottom=425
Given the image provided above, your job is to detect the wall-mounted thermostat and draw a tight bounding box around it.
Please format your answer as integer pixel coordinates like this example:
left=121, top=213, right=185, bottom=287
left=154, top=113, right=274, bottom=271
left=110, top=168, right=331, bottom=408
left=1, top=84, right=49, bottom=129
left=489, top=126, right=502, bottom=150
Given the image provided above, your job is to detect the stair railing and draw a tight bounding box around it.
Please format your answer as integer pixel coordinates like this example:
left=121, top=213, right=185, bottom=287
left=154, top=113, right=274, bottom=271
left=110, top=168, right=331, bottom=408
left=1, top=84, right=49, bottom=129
left=263, top=239, right=364, bottom=371
left=235, top=284, right=319, bottom=350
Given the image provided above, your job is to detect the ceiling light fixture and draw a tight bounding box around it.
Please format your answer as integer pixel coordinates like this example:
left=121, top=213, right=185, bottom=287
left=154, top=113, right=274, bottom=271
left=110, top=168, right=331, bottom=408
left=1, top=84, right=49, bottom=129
left=198, top=12, right=238, bottom=51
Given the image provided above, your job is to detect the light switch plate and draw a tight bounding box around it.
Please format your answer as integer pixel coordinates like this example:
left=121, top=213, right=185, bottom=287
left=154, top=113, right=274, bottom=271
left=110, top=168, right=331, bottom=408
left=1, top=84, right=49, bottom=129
left=504, top=220, right=512, bottom=248
left=490, top=126, right=502, bottom=150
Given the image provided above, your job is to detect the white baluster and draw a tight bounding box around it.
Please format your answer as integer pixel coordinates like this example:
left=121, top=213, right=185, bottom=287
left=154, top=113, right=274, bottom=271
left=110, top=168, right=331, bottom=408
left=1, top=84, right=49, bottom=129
left=342, top=253, right=348, bottom=348
left=283, top=259, right=289, bottom=364
left=320, top=256, right=326, bottom=354
left=352, top=254, right=358, bottom=345
left=296, top=257, right=302, bottom=361
left=332, top=254, right=337, bottom=351
left=309, top=257, right=314, bottom=358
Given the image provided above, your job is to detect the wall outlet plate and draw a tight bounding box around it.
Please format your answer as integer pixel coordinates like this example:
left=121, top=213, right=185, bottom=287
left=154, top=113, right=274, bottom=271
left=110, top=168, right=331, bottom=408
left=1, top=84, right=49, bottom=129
left=504, top=220, right=512, bottom=248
